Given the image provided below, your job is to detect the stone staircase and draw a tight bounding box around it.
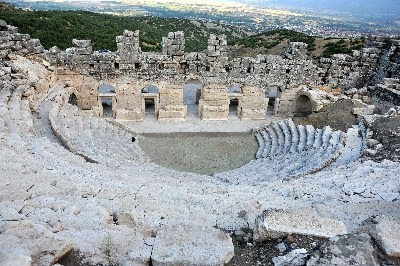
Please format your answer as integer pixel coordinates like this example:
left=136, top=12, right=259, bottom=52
left=214, top=119, right=365, bottom=185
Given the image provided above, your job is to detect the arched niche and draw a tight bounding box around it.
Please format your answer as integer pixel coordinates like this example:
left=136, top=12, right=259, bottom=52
left=295, top=94, right=313, bottom=117
left=141, top=84, right=160, bottom=94
left=227, top=85, right=242, bottom=94
left=68, top=93, right=78, bottom=106
left=98, top=84, right=116, bottom=94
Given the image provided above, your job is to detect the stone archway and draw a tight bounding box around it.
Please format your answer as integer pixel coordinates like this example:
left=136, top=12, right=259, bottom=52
left=68, top=93, right=78, bottom=106
left=295, top=94, right=313, bottom=116
left=63, top=87, right=80, bottom=107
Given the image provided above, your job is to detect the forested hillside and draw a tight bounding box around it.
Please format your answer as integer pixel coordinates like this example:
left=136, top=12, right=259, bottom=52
left=0, top=3, right=366, bottom=57
left=0, top=3, right=245, bottom=52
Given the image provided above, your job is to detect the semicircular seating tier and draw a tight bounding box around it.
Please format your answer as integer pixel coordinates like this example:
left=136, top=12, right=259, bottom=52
left=49, top=98, right=148, bottom=167
left=214, top=119, right=366, bottom=185
left=0, top=85, right=35, bottom=135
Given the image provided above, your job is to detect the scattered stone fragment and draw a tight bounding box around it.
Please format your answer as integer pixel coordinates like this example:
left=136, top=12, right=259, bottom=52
left=254, top=209, right=347, bottom=242
left=115, top=211, right=138, bottom=227
left=276, top=242, right=287, bottom=253
left=366, top=216, right=400, bottom=257
left=0, top=220, right=75, bottom=265
left=272, top=248, right=309, bottom=266
left=307, top=233, right=380, bottom=266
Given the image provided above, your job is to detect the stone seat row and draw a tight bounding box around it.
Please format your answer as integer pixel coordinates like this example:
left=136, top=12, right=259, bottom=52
left=215, top=119, right=365, bottom=184
left=254, top=119, right=331, bottom=159
left=50, top=102, right=146, bottom=166
left=0, top=86, right=35, bottom=135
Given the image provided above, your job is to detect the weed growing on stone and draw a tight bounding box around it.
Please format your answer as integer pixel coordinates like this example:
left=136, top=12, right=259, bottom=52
left=103, top=234, right=115, bottom=266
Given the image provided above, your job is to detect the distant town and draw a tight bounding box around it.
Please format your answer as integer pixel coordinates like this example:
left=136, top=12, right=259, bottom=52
left=4, top=0, right=400, bottom=37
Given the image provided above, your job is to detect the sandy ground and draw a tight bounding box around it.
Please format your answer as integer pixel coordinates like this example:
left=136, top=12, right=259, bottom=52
left=139, top=132, right=258, bottom=175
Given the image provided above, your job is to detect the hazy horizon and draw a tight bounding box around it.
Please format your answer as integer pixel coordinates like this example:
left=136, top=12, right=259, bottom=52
left=247, top=0, right=400, bottom=16
left=5, top=0, right=400, bottom=16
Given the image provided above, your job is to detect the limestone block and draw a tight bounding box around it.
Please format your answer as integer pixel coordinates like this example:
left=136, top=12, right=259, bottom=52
left=71, top=47, right=92, bottom=55
left=158, top=105, right=187, bottom=121
left=0, top=248, right=32, bottom=266
left=240, top=95, right=265, bottom=103
left=240, top=102, right=265, bottom=109
left=1, top=220, right=75, bottom=265
left=203, top=100, right=229, bottom=108
left=65, top=227, right=153, bottom=265
left=307, top=233, right=380, bottom=266
left=203, top=88, right=227, bottom=102
left=240, top=109, right=265, bottom=120
left=185, top=52, right=198, bottom=61
left=352, top=106, right=375, bottom=116
left=116, top=36, right=125, bottom=43
left=203, top=94, right=228, bottom=102
left=208, top=50, right=221, bottom=57
left=7, top=26, right=18, bottom=34
left=240, top=98, right=265, bottom=109
left=253, top=209, right=347, bottom=241
left=31, top=46, right=44, bottom=54
left=115, top=109, right=143, bottom=121
left=208, top=34, right=217, bottom=40
left=115, top=211, right=138, bottom=227
left=201, top=106, right=228, bottom=121
left=72, top=39, right=91, bottom=48
left=12, top=33, right=30, bottom=41
left=151, top=224, right=234, bottom=266
left=374, top=216, right=400, bottom=257
left=11, top=42, right=23, bottom=51
left=160, top=92, right=183, bottom=107
left=23, top=38, right=41, bottom=48
left=0, top=19, right=7, bottom=28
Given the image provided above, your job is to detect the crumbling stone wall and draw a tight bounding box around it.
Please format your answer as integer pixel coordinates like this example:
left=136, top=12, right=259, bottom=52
left=43, top=27, right=400, bottom=120
left=369, top=79, right=400, bottom=106
left=0, top=19, right=44, bottom=57
left=1, top=19, right=399, bottom=121
left=54, top=68, right=99, bottom=110
left=162, top=31, right=185, bottom=58
left=116, top=29, right=141, bottom=71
